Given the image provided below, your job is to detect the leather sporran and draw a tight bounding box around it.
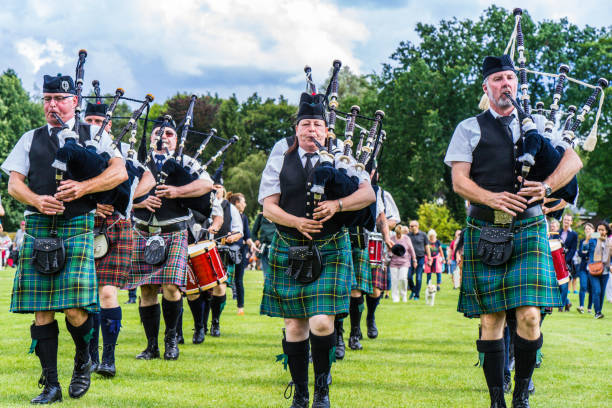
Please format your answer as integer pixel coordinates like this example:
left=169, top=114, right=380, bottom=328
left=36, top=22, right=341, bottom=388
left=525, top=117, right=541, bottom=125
left=93, top=222, right=109, bottom=260
left=218, top=244, right=242, bottom=265
left=32, top=236, right=66, bottom=275
left=286, top=244, right=322, bottom=284
left=477, top=226, right=514, bottom=266
left=144, top=235, right=168, bottom=266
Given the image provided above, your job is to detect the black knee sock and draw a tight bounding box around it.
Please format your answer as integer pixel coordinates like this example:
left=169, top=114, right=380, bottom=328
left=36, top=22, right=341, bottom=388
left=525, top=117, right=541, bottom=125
left=476, top=338, right=505, bottom=391
left=162, top=297, right=182, bottom=334
left=31, top=321, right=60, bottom=386
left=89, top=312, right=100, bottom=363
left=100, top=307, right=122, bottom=346
left=310, top=332, right=336, bottom=377
left=176, top=307, right=184, bottom=337
left=283, top=339, right=310, bottom=385
left=139, top=304, right=161, bottom=344
left=66, top=314, right=94, bottom=362
left=514, top=334, right=543, bottom=380
left=202, top=292, right=211, bottom=328
left=187, top=296, right=204, bottom=330
left=211, top=294, right=226, bottom=321
left=349, top=296, right=364, bottom=331
left=366, top=294, right=380, bottom=320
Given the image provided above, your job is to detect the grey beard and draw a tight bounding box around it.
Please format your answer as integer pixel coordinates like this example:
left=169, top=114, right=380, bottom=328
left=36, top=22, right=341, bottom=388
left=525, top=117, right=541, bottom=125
left=488, top=89, right=513, bottom=109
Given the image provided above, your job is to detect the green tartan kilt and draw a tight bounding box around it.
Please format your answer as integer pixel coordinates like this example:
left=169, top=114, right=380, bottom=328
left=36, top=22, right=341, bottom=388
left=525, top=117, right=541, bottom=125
left=350, top=246, right=373, bottom=294
left=458, top=215, right=562, bottom=318
left=10, top=213, right=98, bottom=314
left=260, top=230, right=352, bottom=319
left=225, top=264, right=236, bottom=287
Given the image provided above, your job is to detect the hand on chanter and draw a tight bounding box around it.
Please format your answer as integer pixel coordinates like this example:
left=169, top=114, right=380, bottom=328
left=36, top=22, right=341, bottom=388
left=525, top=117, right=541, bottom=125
left=133, top=195, right=162, bottom=212
left=35, top=195, right=65, bottom=215
left=155, top=184, right=180, bottom=199
left=55, top=179, right=88, bottom=202
left=293, top=217, right=322, bottom=240
left=485, top=190, right=528, bottom=216
left=313, top=200, right=340, bottom=223
left=96, top=204, right=114, bottom=218
left=517, top=177, right=547, bottom=204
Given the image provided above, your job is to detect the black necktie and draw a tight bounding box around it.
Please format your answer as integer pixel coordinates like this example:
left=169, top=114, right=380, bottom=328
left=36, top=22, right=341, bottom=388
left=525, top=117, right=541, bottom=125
left=498, top=115, right=514, bottom=140
left=304, top=152, right=316, bottom=174
left=49, top=127, right=61, bottom=149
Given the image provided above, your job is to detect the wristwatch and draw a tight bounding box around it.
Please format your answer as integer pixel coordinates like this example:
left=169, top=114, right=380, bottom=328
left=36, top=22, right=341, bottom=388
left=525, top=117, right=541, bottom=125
left=542, top=183, right=552, bottom=197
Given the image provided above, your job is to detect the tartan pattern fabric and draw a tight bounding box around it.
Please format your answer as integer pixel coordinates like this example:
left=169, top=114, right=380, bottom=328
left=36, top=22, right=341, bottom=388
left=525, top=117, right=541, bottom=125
left=350, top=246, right=373, bottom=294
left=10, top=213, right=98, bottom=314
left=458, top=215, right=562, bottom=318
left=371, top=264, right=389, bottom=291
left=127, top=229, right=188, bottom=289
left=225, top=264, right=236, bottom=287
left=260, top=230, right=352, bottom=318
left=94, top=214, right=132, bottom=287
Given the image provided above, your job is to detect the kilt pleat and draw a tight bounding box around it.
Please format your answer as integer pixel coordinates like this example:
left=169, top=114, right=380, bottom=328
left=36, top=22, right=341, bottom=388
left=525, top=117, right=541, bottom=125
left=458, top=215, right=562, bottom=318
left=10, top=213, right=98, bottom=314
left=350, top=247, right=373, bottom=294
left=261, top=230, right=352, bottom=319
left=127, top=229, right=188, bottom=289
left=371, top=265, right=388, bottom=291
left=94, top=215, right=132, bottom=287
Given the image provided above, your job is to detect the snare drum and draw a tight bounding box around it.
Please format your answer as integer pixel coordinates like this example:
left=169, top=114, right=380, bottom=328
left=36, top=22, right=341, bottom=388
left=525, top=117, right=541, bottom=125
left=550, top=239, right=569, bottom=285
left=185, top=241, right=227, bottom=295
left=368, top=232, right=383, bottom=266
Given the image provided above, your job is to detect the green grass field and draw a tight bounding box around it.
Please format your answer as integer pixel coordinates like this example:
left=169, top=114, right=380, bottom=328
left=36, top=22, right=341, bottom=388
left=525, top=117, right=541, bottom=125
left=0, top=268, right=610, bottom=407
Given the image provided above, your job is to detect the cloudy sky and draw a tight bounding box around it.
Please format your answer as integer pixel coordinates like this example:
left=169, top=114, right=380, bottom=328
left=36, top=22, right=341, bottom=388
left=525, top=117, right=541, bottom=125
left=2, top=0, right=609, bottom=104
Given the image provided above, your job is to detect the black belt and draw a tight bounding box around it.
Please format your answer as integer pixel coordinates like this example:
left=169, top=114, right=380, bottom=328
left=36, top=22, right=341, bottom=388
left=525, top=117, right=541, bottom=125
left=134, top=221, right=188, bottom=234
left=467, top=205, right=542, bottom=225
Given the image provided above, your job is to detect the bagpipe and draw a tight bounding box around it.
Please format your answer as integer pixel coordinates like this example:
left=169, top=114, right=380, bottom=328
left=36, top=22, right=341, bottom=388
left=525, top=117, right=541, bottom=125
left=488, top=8, right=608, bottom=211
left=305, top=61, right=386, bottom=230
left=51, top=49, right=154, bottom=217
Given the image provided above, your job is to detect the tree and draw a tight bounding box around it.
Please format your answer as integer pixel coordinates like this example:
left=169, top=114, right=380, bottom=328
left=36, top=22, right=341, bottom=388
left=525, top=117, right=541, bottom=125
left=0, top=69, right=45, bottom=230
left=242, top=94, right=296, bottom=153
left=224, top=152, right=268, bottom=220
left=416, top=202, right=461, bottom=243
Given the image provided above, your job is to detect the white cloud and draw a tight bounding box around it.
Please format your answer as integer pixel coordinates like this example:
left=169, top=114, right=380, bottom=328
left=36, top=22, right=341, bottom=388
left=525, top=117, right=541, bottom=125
left=15, top=38, right=71, bottom=73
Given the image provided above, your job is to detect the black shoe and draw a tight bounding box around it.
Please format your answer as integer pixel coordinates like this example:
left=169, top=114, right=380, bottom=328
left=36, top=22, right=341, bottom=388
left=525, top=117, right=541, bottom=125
left=96, top=344, right=116, bottom=378
left=489, top=386, right=507, bottom=407
left=312, top=373, right=330, bottom=408
left=210, top=319, right=221, bottom=337
left=193, top=327, right=205, bottom=344
left=503, top=373, right=512, bottom=394
left=164, top=330, right=180, bottom=360
left=31, top=371, right=63, bottom=405
left=89, top=362, right=98, bottom=374
left=135, top=338, right=160, bottom=360
left=511, top=378, right=532, bottom=408
left=125, top=299, right=136, bottom=304
left=285, top=381, right=309, bottom=408
left=528, top=379, right=535, bottom=395
left=335, top=326, right=345, bottom=360
left=594, top=313, right=604, bottom=319
left=68, top=353, right=92, bottom=399
left=437, top=285, right=441, bottom=292
left=508, top=356, right=515, bottom=372
left=366, top=316, right=378, bottom=339
left=176, top=334, right=185, bottom=344
left=348, top=327, right=362, bottom=351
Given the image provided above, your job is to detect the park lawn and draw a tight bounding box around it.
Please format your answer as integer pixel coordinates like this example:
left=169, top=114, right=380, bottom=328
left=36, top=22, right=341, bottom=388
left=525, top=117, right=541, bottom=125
left=0, top=268, right=610, bottom=408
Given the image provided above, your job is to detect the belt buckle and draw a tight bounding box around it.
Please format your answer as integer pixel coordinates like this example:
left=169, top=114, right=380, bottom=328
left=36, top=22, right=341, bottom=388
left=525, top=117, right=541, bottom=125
left=148, top=225, right=161, bottom=234
left=493, top=210, right=512, bottom=225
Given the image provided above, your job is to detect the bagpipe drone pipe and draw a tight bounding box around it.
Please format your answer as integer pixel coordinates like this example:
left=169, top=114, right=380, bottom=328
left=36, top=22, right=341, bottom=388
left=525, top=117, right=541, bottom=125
left=51, top=49, right=154, bottom=217
left=304, top=60, right=385, bottom=230
left=492, top=8, right=608, bottom=209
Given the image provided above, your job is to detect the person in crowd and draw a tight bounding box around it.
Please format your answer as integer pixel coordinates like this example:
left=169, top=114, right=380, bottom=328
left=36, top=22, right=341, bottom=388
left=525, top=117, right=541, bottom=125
left=252, top=211, right=275, bottom=276
left=228, top=192, right=254, bottom=315
left=425, top=229, right=445, bottom=292
left=560, top=214, right=578, bottom=296
left=447, top=229, right=461, bottom=275
left=577, top=223, right=596, bottom=313
left=588, top=222, right=610, bottom=319
left=407, top=220, right=431, bottom=300
left=0, top=223, right=13, bottom=268
left=14, top=220, right=26, bottom=251
left=389, top=225, right=416, bottom=302
left=548, top=219, right=571, bottom=312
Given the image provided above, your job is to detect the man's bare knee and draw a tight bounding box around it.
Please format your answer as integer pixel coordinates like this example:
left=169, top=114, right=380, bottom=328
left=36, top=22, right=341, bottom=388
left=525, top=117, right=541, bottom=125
left=34, top=311, right=55, bottom=326
left=309, top=315, right=334, bottom=336
left=64, top=308, right=88, bottom=326
left=284, top=318, right=309, bottom=341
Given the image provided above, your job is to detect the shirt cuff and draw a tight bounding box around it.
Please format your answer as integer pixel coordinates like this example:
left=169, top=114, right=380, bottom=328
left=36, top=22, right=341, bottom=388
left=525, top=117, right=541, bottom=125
left=443, top=154, right=472, bottom=167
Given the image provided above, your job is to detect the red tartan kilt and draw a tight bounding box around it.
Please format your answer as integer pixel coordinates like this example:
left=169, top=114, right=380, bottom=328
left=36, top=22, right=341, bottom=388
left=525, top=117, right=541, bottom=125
left=371, top=264, right=389, bottom=291
left=94, top=214, right=132, bottom=287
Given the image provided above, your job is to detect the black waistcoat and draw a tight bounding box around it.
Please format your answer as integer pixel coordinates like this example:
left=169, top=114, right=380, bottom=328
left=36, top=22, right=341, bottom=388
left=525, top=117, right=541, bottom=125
left=217, top=200, right=232, bottom=237
left=470, top=111, right=522, bottom=194
left=27, top=124, right=95, bottom=218
left=133, top=157, right=190, bottom=222
left=277, top=139, right=343, bottom=238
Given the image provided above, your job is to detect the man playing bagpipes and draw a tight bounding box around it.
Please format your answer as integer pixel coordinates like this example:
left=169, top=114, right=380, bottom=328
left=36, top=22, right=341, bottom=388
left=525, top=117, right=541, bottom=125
left=444, top=54, right=582, bottom=407
left=1, top=73, right=128, bottom=404
left=259, top=89, right=375, bottom=408
left=83, top=96, right=156, bottom=377
left=127, top=116, right=214, bottom=362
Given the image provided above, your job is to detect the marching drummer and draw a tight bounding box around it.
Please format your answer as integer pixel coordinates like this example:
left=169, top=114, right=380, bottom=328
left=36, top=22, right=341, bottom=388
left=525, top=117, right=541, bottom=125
left=258, top=91, right=375, bottom=408
left=128, top=116, right=213, bottom=362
